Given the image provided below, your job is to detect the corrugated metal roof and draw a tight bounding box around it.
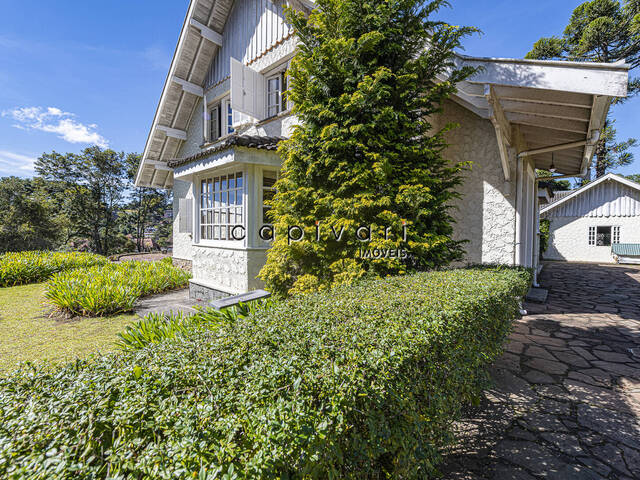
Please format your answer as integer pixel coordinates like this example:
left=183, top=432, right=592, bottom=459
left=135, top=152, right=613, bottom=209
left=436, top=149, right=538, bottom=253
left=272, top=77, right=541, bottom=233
left=612, top=243, right=640, bottom=256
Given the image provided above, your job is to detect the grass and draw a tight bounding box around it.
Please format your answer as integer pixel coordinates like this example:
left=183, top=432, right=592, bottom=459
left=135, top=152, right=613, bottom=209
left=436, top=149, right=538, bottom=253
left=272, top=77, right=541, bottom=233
left=0, top=283, right=138, bottom=373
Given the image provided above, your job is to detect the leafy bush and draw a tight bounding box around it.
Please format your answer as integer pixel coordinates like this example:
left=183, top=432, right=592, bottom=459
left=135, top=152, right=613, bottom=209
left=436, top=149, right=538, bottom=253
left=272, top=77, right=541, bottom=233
left=116, top=301, right=266, bottom=351
left=44, top=260, right=192, bottom=316
left=0, top=251, right=108, bottom=287
left=0, top=268, right=530, bottom=479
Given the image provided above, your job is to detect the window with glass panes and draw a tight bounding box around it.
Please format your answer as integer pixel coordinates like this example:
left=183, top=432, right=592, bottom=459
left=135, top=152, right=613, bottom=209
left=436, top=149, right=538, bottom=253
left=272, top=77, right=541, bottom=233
left=200, top=172, right=243, bottom=240
left=262, top=170, right=277, bottom=225
left=209, top=104, right=221, bottom=141
left=225, top=100, right=234, bottom=135
left=267, top=72, right=287, bottom=117
left=613, top=226, right=620, bottom=244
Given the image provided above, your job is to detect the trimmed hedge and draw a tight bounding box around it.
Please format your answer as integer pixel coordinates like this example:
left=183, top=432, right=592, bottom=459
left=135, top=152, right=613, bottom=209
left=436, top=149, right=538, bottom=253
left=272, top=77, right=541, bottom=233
left=0, top=267, right=530, bottom=479
left=44, top=259, right=192, bottom=316
left=0, top=251, right=108, bottom=287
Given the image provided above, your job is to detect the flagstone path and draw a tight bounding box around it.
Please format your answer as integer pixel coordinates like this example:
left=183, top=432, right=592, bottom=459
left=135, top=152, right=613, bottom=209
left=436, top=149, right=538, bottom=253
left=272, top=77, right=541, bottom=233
left=440, top=262, right=640, bottom=479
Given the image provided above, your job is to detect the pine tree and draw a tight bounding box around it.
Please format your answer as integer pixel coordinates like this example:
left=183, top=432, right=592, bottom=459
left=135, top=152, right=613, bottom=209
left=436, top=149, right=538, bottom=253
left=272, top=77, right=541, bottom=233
left=259, top=0, right=477, bottom=296
left=526, top=0, right=639, bottom=178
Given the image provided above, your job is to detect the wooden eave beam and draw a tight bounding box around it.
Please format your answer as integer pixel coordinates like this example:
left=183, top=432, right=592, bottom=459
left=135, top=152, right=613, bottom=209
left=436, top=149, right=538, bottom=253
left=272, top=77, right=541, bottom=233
left=172, top=76, right=204, bottom=97
left=485, top=85, right=512, bottom=182
left=190, top=18, right=223, bottom=47
left=506, top=112, right=589, bottom=135
left=157, top=125, right=188, bottom=141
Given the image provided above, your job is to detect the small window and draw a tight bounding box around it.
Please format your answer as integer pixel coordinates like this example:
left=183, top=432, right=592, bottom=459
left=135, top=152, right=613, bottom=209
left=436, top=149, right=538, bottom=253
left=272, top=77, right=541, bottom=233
left=262, top=170, right=278, bottom=225
left=613, top=226, right=620, bottom=244
left=588, top=226, right=596, bottom=246
left=199, top=172, right=244, bottom=241
left=596, top=226, right=612, bottom=246
left=225, top=100, right=234, bottom=134
left=209, top=104, right=222, bottom=141
left=266, top=71, right=287, bottom=118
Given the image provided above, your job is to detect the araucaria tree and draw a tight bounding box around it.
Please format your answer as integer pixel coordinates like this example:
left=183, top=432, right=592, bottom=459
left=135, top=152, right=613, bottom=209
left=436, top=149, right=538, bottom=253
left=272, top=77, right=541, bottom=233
left=259, top=0, right=477, bottom=296
left=526, top=0, right=640, bottom=179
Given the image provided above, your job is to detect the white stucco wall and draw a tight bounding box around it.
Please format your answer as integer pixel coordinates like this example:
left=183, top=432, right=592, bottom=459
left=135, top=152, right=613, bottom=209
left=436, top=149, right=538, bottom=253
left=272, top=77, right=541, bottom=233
left=434, top=100, right=517, bottom=265
left=544, top=216, right=640, bottom=263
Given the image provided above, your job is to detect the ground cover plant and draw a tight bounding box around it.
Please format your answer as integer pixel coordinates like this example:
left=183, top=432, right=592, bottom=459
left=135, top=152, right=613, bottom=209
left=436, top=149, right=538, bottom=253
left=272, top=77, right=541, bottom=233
left=44, top=259, right=191, bottom=317
left=0, top=251, right=108, bottom=287
left=0, top=267, right=531, bottom=479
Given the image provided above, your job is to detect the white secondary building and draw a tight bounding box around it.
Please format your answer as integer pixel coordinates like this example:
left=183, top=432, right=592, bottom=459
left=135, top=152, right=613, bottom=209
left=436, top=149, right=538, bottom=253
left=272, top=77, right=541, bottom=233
left=541, top=173, right=640, bottom=264
left=135, top=0, right=629, bottom=299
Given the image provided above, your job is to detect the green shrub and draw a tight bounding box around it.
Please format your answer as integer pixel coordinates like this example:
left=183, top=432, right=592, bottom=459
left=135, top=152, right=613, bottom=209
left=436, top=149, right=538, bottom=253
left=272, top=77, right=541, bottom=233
left=0, top=251, right=108, bottom=287
left=0, top=268, right=530, bottom=479
left=44, top=260, right=192, bottom=316
left=116, top=301, right=266, bottom=351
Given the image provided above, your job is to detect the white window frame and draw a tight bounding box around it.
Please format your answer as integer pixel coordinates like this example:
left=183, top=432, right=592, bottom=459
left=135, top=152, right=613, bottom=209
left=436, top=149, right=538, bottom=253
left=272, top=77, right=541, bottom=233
left=261, top=168, right=279, bottom=227
left=196, top=168, right=246, bottom=246
left=613, top=225, right=621, bottom=244
left=266, top=71, right=287, bottom=118
left=588, top=226, right=596, bottom=246
left=206, top=97, right=234, bottom=144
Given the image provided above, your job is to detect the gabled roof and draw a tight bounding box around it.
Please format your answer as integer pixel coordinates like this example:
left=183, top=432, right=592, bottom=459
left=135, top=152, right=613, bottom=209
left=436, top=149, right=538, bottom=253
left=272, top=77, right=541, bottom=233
left=540, top=173, right=640, bottom=215
left=135, top=0, right=629, bottom=189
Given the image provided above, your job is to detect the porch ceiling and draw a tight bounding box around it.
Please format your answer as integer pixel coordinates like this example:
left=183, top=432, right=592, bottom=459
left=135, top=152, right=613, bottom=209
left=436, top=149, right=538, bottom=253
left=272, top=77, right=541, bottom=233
left=451, top=55, right=629, bottom=177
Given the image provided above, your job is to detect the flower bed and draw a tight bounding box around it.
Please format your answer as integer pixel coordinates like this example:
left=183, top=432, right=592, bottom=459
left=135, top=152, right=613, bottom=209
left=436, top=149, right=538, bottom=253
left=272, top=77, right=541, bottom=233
left=0, top=267, right=530, bottom=478
left=0, top=251, right=108, bottom=287
left=44, top=259, right=192, bottom=316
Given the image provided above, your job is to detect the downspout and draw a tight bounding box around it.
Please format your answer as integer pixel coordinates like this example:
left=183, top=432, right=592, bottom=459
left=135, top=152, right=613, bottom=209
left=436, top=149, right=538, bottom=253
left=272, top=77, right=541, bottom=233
left=513, top=156, right=523, bottom=266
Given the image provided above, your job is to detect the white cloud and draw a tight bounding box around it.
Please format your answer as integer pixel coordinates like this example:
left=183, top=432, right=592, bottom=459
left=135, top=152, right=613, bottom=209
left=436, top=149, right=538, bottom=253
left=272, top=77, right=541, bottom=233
left=2, top=106, right=109, bottom=148
left=0, top=150, right=37, bottom=176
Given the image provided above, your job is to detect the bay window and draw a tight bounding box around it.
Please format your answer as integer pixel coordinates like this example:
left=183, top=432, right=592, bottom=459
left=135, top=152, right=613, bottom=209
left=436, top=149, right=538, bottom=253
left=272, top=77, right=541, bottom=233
left=199, top=172, right=244, bottom=241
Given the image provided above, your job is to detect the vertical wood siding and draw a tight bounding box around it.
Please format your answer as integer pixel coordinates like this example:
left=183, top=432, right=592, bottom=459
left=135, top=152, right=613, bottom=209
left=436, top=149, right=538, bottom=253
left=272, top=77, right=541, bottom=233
left=206, top=0, right=292, bottom=87
left=543, top=181, right=640, bottom=218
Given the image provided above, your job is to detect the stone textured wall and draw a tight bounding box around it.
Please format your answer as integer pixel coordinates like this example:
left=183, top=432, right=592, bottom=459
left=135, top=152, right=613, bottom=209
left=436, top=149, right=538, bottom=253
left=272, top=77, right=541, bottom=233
left=545, top=216, right=640, bottom=263
left=173, top=179, right=194, bottom=262
left=191, top=246, right=267, bottom=295
left=433, top=100, right=516, bottom=265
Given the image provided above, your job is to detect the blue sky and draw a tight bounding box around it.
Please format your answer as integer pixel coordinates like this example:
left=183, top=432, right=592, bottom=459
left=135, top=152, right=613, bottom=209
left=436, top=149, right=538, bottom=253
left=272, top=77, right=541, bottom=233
left=0, top=0, right=637, bottom=178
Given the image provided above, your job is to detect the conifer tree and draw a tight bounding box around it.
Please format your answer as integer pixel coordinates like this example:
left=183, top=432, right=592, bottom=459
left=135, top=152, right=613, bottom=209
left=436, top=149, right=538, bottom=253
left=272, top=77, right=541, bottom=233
left=259, top=0, right=477, bottom=296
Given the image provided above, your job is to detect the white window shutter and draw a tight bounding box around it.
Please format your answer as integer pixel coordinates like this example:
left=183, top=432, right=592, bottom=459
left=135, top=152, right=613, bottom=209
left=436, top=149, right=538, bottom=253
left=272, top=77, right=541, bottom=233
left=230, top=58, right=265, bottom=122
left=178, top=198, right=193, bottom=234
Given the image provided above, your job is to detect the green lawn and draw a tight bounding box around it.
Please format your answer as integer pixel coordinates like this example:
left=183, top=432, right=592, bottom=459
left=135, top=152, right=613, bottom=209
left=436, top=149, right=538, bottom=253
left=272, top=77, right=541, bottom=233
left=0, top=283, right=138, bottom=373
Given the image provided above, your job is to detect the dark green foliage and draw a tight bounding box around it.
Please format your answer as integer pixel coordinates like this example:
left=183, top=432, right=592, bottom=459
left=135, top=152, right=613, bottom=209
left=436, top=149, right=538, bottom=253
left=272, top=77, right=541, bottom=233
left=526, top=0, right=639, bottom=178
left=0, top=267, right=531, bottom=479
left=539, top=218, right=551, bottom=258
left=0, top=251, right=108, bottom=287
left=260, top=0, right=478, bottom=295
left=0, top=177, right=63, bottom=253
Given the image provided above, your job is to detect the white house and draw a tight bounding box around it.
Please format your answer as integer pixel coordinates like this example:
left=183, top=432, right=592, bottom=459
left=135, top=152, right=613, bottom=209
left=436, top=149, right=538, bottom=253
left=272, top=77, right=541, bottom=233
left=134, top=0, right=629, bottom=300
left=541, top=173, right=640, bottom=264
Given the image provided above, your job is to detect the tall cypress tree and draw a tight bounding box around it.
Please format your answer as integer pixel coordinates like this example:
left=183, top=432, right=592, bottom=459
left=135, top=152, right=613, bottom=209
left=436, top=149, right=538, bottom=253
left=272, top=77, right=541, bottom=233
left=260, top=0, right=477, bottom=296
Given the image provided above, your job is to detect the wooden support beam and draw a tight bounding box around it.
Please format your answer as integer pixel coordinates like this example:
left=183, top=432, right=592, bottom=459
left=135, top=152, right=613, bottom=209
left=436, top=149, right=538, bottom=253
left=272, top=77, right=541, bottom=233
left=518, top=140, right=588, bottom=158
left=190, top=18, right=223, bottom=46
left=146, top=160, right=173, bottom=171
left=506, top=112, right=589, bottom=135
left=500, top=100, right=591, bottom=123
left=172, top=76, right=204, bottom=97
left=485, top=85, right=512, bottom=182
left=157, top=125, right=188, bottom=141
left=465, top=84, right=594, bottom=108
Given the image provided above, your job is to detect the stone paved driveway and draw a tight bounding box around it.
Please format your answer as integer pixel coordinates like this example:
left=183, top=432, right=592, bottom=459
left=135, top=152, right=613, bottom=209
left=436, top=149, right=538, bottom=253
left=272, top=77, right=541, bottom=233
left=440, top=262, right=640, bottom=479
